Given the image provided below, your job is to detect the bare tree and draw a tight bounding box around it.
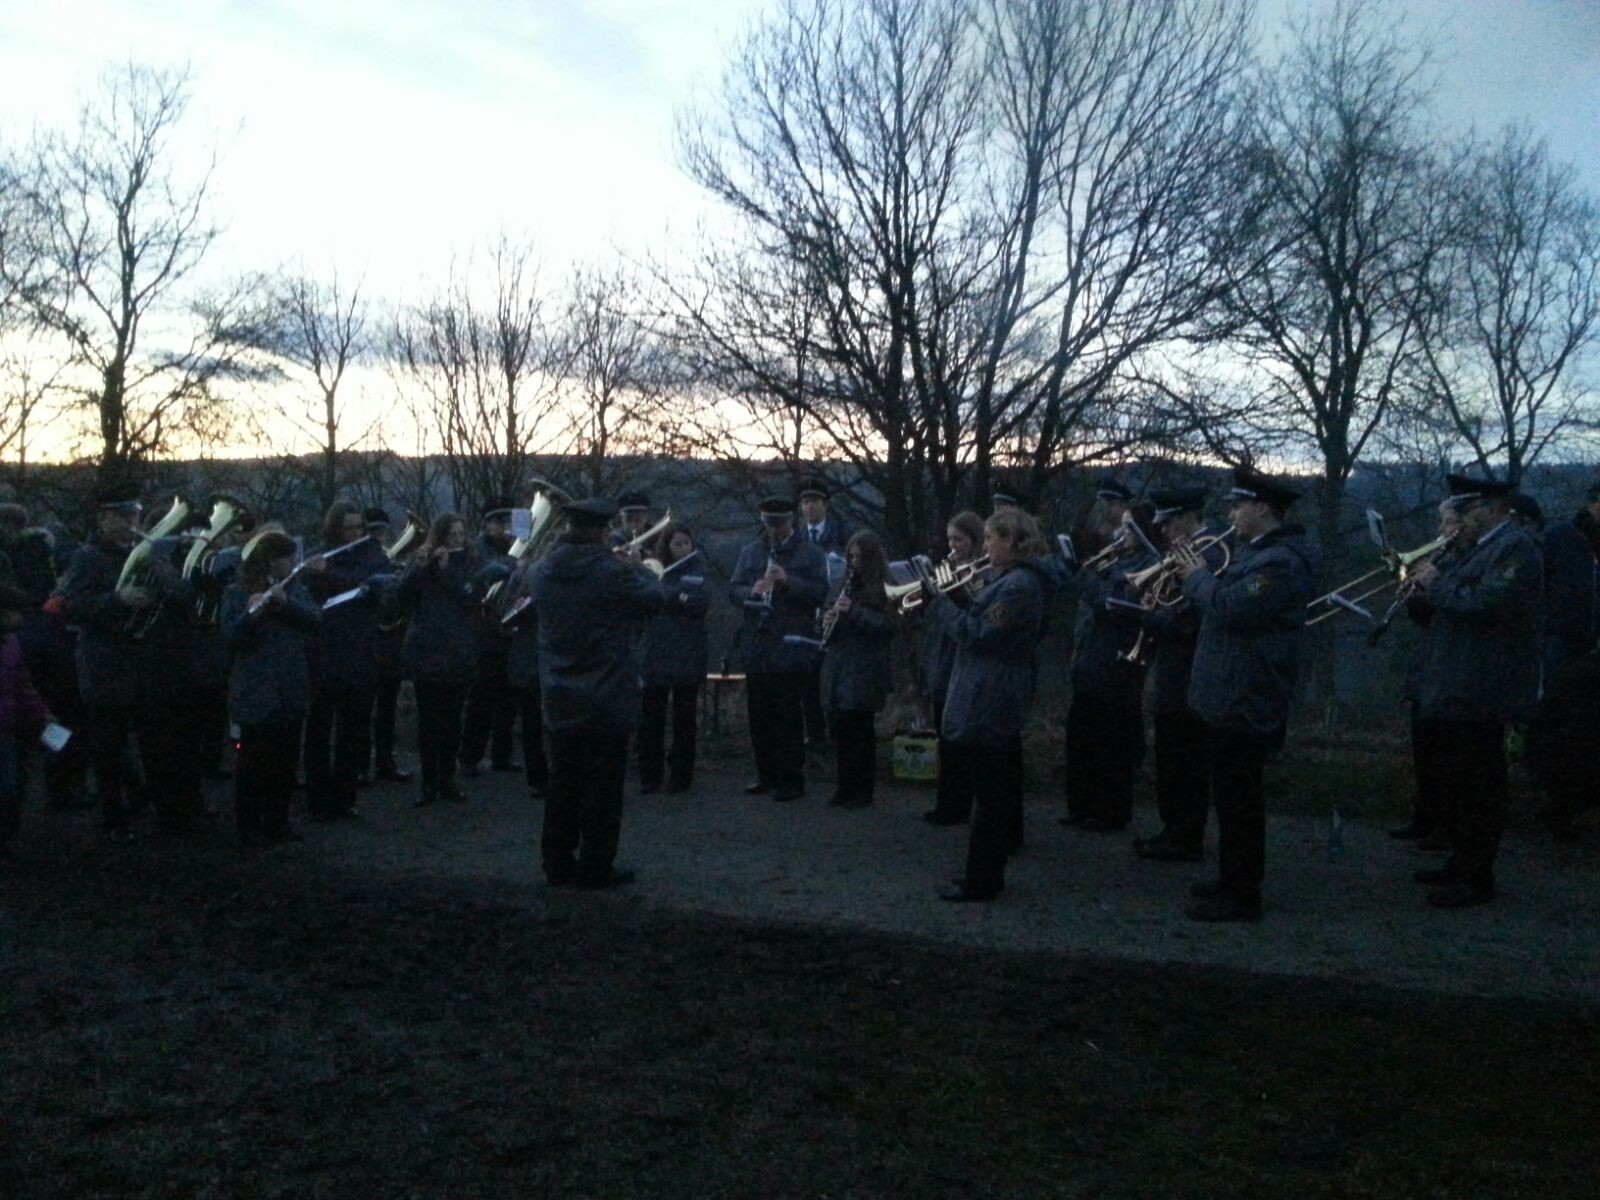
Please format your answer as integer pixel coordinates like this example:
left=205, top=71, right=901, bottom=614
left=671, top=0, right=1252, bottom=547
left=554, top=265, right=681, bottom=497
left=1215, top=0, right=1446, bottom=557
left=260, top=268, right=374, bottom=512
left=389, top=238, right=562, bottom=513
left=11, top=64, right=272, bottom=483
left=1415, top=125, right=1600, bottom=481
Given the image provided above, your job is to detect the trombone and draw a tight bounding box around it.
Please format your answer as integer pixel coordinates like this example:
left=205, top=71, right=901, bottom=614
left=1305, top=533, right=1455, bottom=626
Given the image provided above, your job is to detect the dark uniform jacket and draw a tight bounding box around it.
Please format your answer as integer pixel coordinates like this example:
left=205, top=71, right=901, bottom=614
left=639, top=562, right=711, bottom=688
left=1144, top=527, right=1231, bottom=715
left=727, top=531, right=830, bottom=675
left=1183, top=524, right=1320, bottom=736
left=531, top=538, right=664, bottom=735
left=397, top=550, right=483, bottom=685
left=1539, top=510, right=1599, bottom=675
left=0, top=529, right=57, bottom=606
left=819, top=582, right=896, bottom=713
left=221, top=579, right=320, bottom=726
left=305, top=537, right=392, bottom=691
left=1070, top=554, right=1154, bottom=709
left=503, top=561, right=541, bottom=693
left=58, top=532, right=191, bottom=708
left=1411, top=521, right=1543, bottom=724
left=933, top=560, right=1049, bottom=748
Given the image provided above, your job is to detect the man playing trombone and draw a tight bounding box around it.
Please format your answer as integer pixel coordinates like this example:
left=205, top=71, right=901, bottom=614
left=1403, top=474, right=1542, bottom=908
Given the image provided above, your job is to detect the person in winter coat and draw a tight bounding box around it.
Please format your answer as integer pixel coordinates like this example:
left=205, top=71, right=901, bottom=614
left=0, top=582, right=52, bottom=856
left=1061, top=505, right=1157, bottom=833
left=820, top=531, right=896, bottom=808
left=1176, top=467, right=1320, bottom=922
left=726, top=496, right=830, bottom=801
left=501, top=555, right=550, bottom=800
left=528, top=497, right=664, bottom=888
left=460, top=497, right=521, bottom=777
left=637, top=522, right=710, bottom=795
left=221, top=529, right=321, bottom=845
left=302, top=500, right=391, bottom=821
left=926, top=508, right=1051, bottom=902
left=396, top=513, right=482, bottom=806
left=1405, top=474, right=1543, bottom=907
left=919, top=511, right=985, bottom=825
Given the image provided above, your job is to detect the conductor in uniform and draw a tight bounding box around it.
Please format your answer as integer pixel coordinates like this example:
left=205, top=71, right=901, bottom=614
left=728, top=495, right=830, bottom=801
left=527, top=497, right=663, bottom=889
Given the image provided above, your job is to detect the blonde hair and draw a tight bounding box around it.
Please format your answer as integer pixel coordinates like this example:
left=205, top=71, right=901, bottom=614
left=985, top=508, right=1047, bottom=558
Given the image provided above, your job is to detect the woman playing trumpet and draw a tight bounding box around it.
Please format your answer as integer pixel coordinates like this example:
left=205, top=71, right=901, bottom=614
left=918, top=511, right=985, bottom=825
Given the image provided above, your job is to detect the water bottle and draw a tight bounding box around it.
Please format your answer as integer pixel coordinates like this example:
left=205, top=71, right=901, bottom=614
left=1326, top=805, right=1345, bottom=863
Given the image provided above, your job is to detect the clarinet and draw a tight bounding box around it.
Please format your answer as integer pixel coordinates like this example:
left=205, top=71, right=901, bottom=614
left=820, top=569, right=858, bottom=647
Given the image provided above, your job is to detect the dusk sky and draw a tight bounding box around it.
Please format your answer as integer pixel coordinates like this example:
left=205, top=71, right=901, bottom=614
left=2, top=0, right=1596, bottom=305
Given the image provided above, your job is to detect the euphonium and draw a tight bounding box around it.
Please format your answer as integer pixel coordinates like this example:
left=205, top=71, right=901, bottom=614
left=116, top=496, right=191, bottom=639
left=183, top=494, right=247, bottom=624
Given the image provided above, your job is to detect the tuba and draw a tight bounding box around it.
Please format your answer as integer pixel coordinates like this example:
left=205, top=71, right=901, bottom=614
left=116, top=495, right=191, bottom=639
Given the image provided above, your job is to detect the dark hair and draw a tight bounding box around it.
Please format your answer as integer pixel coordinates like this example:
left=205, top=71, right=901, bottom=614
left=846, top=530, right=890, bottom=609
left=946, top=511, right=985, bottom=559
left=0, top=581, right=32, bottom=614
left=323, top=500, right=364, bottom=545
left=986, top=508, right=1047, bottom=558
left=419, top=512, right=475, bottom=567
left=652, top=521, right=695, bottom=565
left=0, top=502, right=28, bottom=533
left=240, top=530, right=296, bottom=591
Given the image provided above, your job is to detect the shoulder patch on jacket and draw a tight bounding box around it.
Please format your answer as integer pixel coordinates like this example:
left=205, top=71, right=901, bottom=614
left=1245, top=575, right=1269, bottom=597
left=1501, top=563, right=1519, bottom=582
left=986, top=603, right=1012, bottom=628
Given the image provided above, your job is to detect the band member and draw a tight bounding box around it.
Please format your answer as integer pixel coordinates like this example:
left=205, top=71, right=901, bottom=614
left=0, top=582, right=52, bottom=857
left=221, top=529, right=320, bottom=846
left=396, top=513, right=482, bottom=807
left=528, top=497, right=663, bottom=888
left=610, top=491, right=655, bottom=549
left=821, top=531, right=895, bottom=808
left=502, top=552, right=551, bottom=800
left=637, top=522, right=709, bottom=795
left=180, top=509, right=232, bottom=786
left=302, top=500, right=391, bottom=821
left=59, top=488, right=202, bottom=841
left=1062, top=505, right=1157, bottom=832
left=1176, top=466, right=1319, bottom=922
left=1389, top=500, right=1463, bottom=845
left=798, top=477, right=851, bottom=747
left=1134, top=487, right=1228, bottom=862
left=728, top=495, right=829, bottom=801
left=1529, top=477, right=1600, bottom=841
left=920, top=511, right=986, bottom=825
left=1093, top=475, right=1134, bottom=530
left=363, top=506, right=413, bottom=783
left=460, top=497, right=520, bottom=777
left=927, top=508, right=1051, bottom=901
left=990, top=483, right=1031, bottom=514
left=1406, top=474, right=1542, bottom=907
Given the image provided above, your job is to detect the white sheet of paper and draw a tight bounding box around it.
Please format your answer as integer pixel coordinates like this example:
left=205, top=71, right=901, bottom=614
left=40, top=723, right=72, bottom=752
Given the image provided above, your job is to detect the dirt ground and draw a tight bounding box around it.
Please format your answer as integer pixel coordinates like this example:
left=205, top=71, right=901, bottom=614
left=3, top=759, right=1598, bottom=1199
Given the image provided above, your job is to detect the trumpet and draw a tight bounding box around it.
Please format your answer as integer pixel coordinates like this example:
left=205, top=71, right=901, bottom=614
left=886, top=554, right=991, bottom=612
left=1123, top=526, right=1236, bottom=606
left=1305, top=533, right=1456, bottom=626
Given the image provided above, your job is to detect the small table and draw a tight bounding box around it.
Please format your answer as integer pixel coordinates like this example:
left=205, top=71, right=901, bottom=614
left=702, top=673, right=747, bottom=734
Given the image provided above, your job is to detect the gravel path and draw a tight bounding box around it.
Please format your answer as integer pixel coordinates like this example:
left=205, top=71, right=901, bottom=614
left=308, top=762, right=1599, bottom=1006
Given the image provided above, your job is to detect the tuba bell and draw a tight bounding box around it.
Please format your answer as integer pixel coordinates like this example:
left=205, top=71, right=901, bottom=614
left=116, top=495, right=191, bottom=639
left=183, top=494, right=247, bottom=624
